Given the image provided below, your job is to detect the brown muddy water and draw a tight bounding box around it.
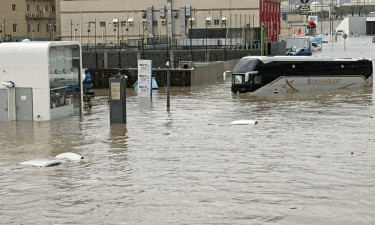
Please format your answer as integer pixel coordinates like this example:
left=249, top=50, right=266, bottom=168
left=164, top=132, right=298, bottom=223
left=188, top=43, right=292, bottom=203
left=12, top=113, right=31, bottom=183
left=1, top=35, right=375, bottom=224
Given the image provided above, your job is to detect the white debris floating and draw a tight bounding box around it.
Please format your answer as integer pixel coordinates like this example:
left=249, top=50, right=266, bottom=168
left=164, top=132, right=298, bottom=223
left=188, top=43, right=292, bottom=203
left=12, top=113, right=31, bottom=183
left=19, top=159, right=64, bottom=168
left=20, top=152, right=83, bottom=168
left=55, top=152, right=84, bottom=161
left=230, top=120, right=258, bottom=125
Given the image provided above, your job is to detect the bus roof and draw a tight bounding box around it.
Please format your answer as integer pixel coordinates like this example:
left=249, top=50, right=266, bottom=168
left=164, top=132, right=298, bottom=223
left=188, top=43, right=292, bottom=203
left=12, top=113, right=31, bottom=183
left=241, top=56, right=372, bottom=64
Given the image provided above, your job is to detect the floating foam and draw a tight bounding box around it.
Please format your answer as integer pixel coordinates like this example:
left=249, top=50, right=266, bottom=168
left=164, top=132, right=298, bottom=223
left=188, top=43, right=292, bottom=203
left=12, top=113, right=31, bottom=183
left=230, top=120, right=258, bottom=125
left=19, top=159, right=64, bottom=168
left=55, top=152, right=83, bottom=161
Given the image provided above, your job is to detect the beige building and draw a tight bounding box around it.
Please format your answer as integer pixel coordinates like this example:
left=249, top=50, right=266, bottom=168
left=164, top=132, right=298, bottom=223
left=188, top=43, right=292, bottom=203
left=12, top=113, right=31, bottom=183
left=1, top=0, right=281, bottom=45
left=59, top=0, right=269, bottom=45
left=0, top=0, right=58, bottom=42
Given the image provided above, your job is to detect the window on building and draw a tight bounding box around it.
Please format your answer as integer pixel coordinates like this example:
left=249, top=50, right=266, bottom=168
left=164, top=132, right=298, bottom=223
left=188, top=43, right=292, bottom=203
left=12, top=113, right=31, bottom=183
left=45, top=5, right=49, bottom=12
left=100, top=21, right=106, bottom=27
left=51, top=5, right=56, bottom=12
left=12, top=4, right=16, bottom=11
left=153, top=21, right=158, bottom=27
left=13, top=24, right=17, bottom=33
left=28, top=24, right=31, bottom=33
left=37, top=5, right=40, bottom=11
left=89, top=21, right=96, bottom=29
left=46, top=24, right=49, bottom=32
left=37, top=24, right=40, bottom=32
left=214, top=19, right=220, bottom=25
left=121, top=21, right=126, bottom=27
left=27, top=5, right=30, bottom=11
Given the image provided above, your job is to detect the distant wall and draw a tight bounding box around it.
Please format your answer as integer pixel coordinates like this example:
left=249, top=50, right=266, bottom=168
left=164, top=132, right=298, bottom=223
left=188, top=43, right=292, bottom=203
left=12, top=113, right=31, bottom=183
left=90, top=68, right=192, bottom=88
left=89, top=60, right=240, bottom=89
left=82, top=49, right=261, bottom=69
left=336, top=17, right=366, bottom=35
left=191, top=59, right=240, bottom=86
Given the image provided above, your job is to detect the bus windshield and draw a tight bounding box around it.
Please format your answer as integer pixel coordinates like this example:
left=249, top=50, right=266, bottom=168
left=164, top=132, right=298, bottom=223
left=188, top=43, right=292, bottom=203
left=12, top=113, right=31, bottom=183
left=233, top=58, right=260, bottom=73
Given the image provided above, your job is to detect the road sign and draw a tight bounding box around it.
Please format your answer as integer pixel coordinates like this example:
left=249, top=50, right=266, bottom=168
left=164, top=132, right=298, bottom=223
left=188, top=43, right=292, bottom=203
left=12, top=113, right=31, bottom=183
left=342, top=34, right=348, bottom=39
left=299, top=11, right=310, bottom=15
left=300, top=6, right=310, bottom=11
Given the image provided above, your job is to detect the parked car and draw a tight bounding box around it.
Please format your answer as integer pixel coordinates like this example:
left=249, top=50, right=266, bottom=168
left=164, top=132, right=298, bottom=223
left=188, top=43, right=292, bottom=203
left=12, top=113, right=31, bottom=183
left=287, top=48, right=312, bottom=56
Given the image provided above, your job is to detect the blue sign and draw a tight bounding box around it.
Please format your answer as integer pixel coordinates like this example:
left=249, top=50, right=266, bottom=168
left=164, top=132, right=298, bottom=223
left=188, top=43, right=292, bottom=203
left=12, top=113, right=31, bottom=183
left=314, top=37, right=322, bottom=44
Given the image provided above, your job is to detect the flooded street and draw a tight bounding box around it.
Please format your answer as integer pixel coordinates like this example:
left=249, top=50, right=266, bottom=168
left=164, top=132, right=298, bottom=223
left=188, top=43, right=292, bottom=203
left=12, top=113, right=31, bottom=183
left=1, top=35, right=375, bottom=224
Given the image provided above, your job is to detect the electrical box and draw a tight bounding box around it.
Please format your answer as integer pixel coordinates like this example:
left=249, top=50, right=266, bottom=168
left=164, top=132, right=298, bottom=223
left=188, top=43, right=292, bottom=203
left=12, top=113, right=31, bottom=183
left=109, top=73, right=127, bottom=124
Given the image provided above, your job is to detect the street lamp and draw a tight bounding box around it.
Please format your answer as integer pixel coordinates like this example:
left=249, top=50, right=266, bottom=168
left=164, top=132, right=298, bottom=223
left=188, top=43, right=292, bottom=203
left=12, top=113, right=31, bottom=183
left=190, top=18, right=193, bottom=62
left=88, top=28, right=90, bottom=47
left=224, top=16, right=227, bottom=60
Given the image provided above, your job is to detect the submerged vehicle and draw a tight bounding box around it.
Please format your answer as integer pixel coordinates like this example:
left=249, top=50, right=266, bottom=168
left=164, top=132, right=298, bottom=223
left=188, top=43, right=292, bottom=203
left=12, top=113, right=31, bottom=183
left=231, top=56, right=373, bottom=94
left=287, top=47, right=312, bottom=56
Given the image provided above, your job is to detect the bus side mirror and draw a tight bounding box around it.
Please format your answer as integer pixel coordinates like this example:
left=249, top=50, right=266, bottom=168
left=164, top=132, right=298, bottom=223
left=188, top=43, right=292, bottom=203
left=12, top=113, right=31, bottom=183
left=223, top=71, right=232, bottom=81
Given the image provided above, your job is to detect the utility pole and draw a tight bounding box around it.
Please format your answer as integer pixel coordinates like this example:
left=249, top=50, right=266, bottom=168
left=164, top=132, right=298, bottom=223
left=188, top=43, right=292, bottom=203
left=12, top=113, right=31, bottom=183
left=166, top=15, right=171, bottom=110
left=190, top=19, right=193, bottom=62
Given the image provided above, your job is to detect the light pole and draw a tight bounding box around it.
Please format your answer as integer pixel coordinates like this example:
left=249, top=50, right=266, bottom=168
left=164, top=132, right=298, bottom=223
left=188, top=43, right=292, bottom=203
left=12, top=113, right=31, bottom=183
left=70, top=19, right=73, bottom=41
left=166, top=14, right=170, bottom=110
left=320, top=0, right=323, bottom=34
left=190, top=19, right=193, bottom=62
left=88, top=28, right=90, bottom=47
left=224, top=16, right=227, bottom=60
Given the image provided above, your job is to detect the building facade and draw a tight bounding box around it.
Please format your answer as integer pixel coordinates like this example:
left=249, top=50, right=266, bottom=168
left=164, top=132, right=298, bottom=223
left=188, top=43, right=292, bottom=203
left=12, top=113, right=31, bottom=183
left=0, top=0, right=281, bottom=45
left=59, top=0, right=281, bottom=45
left=0, top=0, right=58, bottom=42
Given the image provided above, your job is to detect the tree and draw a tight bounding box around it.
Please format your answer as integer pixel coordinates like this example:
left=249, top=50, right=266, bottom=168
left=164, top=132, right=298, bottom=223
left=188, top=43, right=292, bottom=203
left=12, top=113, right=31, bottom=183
left=333, top=7, right=346, bottom=18
left=350, top=6, right=355, bottom=17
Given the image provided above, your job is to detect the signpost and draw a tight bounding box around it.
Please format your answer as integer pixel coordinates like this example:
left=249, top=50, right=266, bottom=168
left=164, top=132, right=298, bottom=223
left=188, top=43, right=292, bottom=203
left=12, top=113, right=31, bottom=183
left=299, top=4, right=311, bottom=15
left=342, top=34, right=348, bottom=50
left=137, top=59, right=153, bottom=97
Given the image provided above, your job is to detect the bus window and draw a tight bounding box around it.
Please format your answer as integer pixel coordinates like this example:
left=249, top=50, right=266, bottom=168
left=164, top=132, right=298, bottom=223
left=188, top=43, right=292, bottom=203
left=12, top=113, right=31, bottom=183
left=254, top=75, right=262, bottom=84
left=234, top=75, right=243, bottom=84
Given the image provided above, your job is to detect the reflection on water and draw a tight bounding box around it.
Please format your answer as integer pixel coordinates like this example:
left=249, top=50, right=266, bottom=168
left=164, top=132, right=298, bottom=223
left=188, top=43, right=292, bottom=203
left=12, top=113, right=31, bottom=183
left=1, top=36, right=375, bottom=224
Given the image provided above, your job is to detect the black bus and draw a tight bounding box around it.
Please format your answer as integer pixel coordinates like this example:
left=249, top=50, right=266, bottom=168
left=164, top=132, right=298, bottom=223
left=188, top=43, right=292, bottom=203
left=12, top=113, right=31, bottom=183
left=231, top=56, right=373, bottom=94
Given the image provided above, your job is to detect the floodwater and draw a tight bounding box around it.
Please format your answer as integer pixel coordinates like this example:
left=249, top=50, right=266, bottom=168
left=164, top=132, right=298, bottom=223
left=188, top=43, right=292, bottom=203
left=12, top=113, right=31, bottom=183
left=1, top=35, right=375, bottom=225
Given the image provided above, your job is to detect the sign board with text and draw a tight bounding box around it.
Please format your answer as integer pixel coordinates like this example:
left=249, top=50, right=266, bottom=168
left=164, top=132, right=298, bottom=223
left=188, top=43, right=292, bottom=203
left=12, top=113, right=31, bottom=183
left=137, top=59, right=153, bottom=97
left=299, top=5, right=310, bottom=11
left=299, top=11, right=310, bottom=15
left=308, top=15, right=318, bottom=24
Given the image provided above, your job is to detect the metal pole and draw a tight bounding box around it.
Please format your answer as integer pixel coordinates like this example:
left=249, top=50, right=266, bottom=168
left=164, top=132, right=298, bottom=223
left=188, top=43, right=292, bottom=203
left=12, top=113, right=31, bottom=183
left=205, top=20, right=207, bottom=56
left=190, top=20, right=193, bottom=61
left=261, top=23, right=264, bottom=56
left=329, top=0, right=332, bottom=42
left=225, top=17, right=227, bottom=60
left=87, top=23, right=90, bottom=48
left=320, top=0, right=323, bottom=34
left=95, top=19, right=97, bottom=49
left=80, top=11, right=82, bottom=43
left=71, top=19, right=73, bottom=41
left=167, top=37, right=170, bottom=109
left=95, top=19, right=97, bottom=68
